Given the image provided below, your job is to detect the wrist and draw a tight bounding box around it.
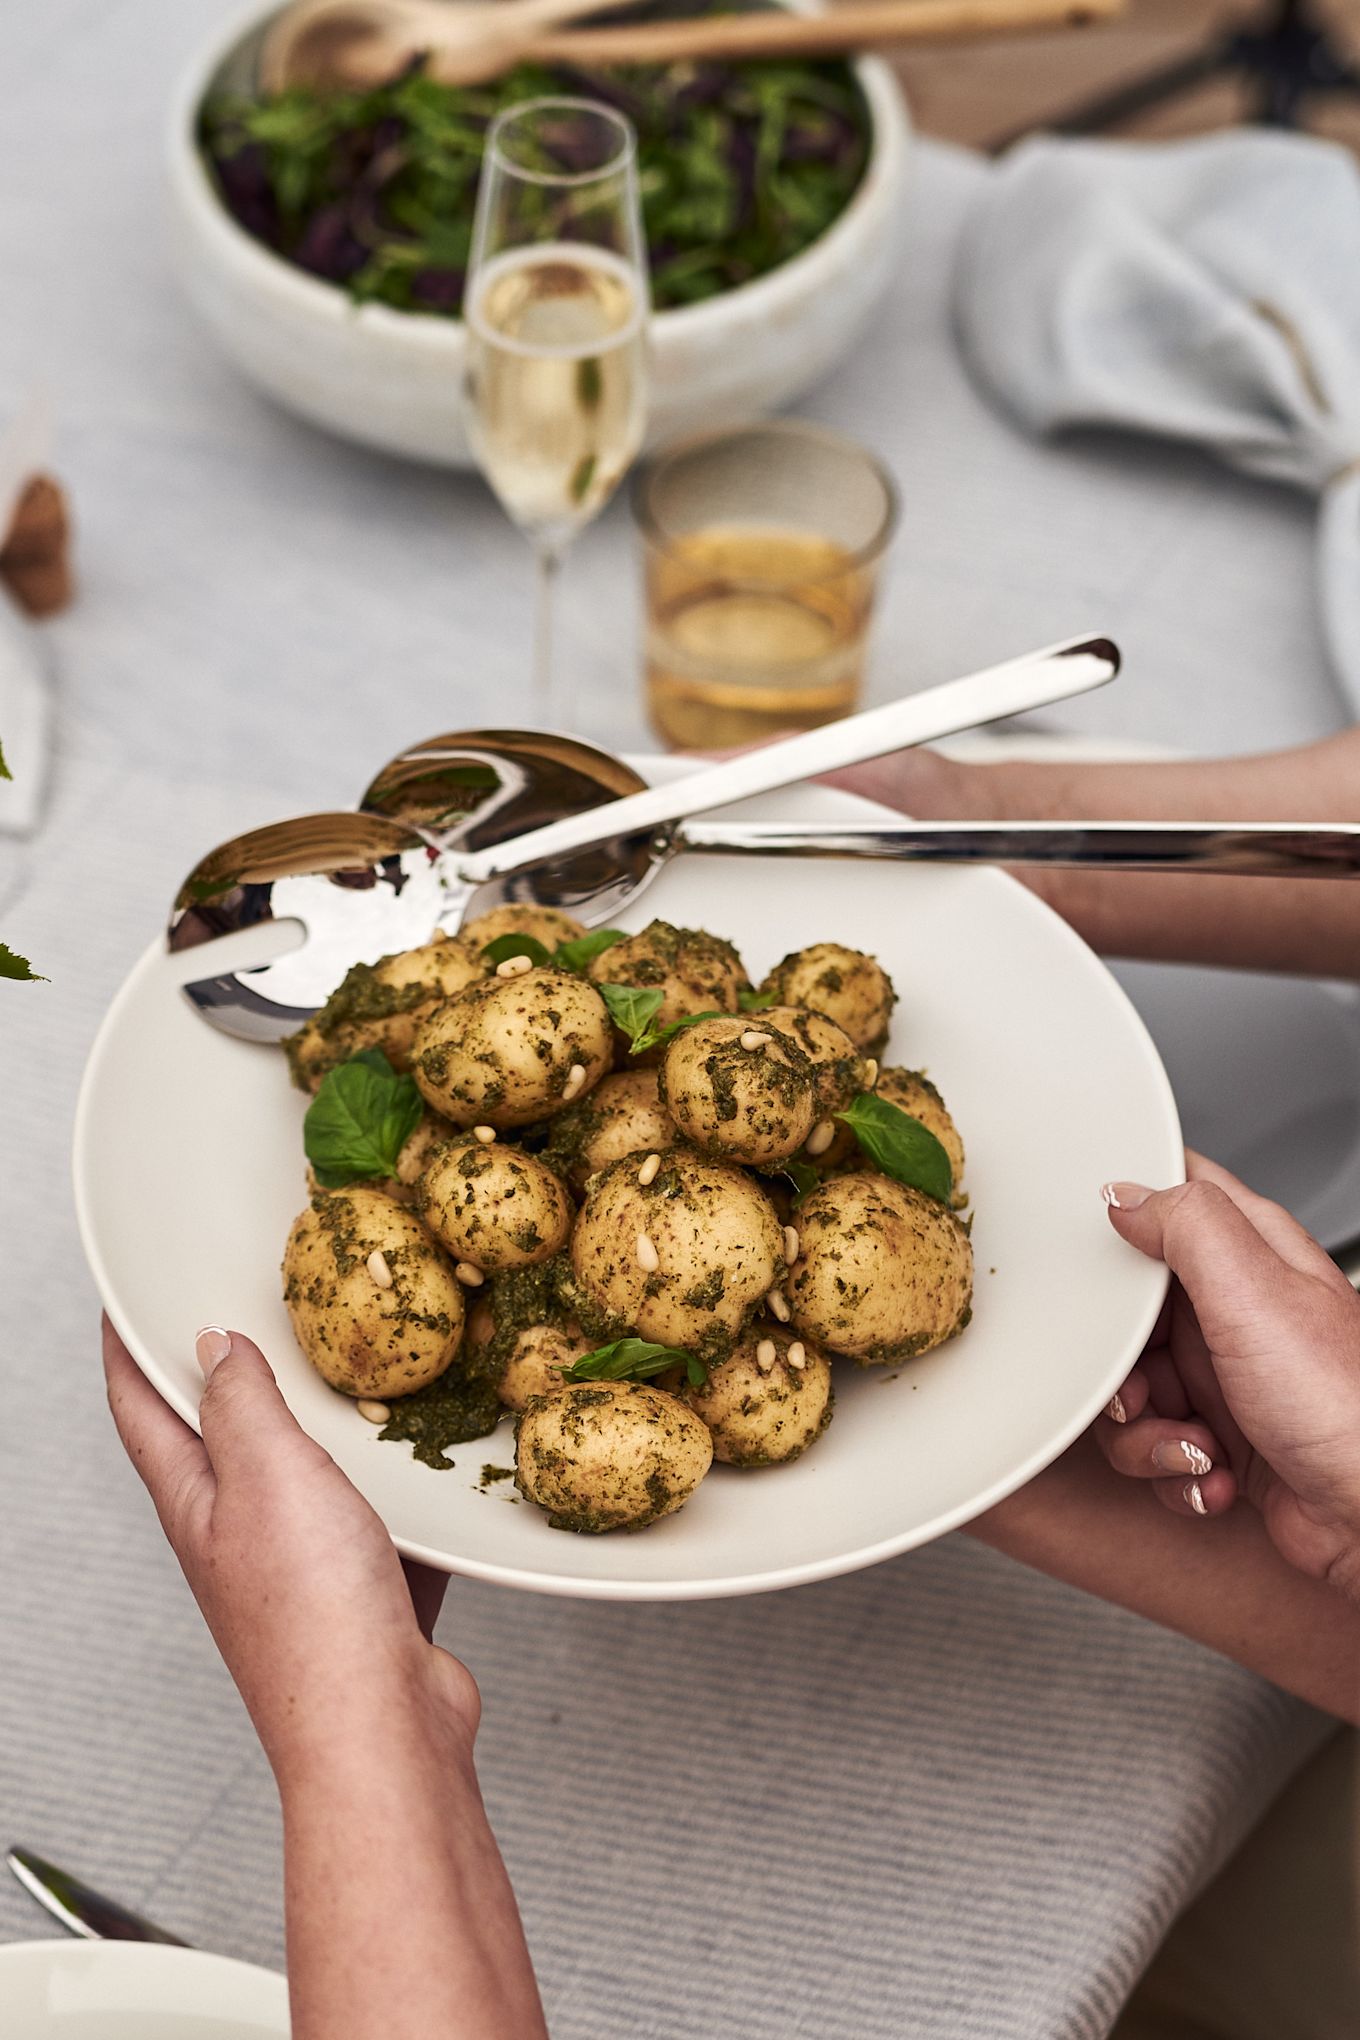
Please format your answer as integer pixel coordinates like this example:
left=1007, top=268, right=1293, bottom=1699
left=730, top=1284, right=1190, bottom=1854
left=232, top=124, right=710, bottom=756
left=266, top=1644, right=480, bottom=1801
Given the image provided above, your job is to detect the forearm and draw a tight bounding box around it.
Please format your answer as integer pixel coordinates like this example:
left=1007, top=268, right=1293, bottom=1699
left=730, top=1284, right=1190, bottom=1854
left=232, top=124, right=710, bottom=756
left=278, top=1677, right=547, bottom=2040
left=968, top=1436, right=1360, bottom=1724
left=904, top=730, right=1360, bottom=979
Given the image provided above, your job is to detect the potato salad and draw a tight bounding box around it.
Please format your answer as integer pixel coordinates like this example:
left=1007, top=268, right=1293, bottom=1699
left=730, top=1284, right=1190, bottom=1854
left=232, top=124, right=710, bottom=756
left=281, top=906, right=973, bottom=1535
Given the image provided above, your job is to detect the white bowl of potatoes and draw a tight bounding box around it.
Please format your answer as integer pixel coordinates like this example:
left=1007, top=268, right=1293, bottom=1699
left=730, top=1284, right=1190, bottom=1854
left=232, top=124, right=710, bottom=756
left=75, top=766, right=1180, bottom=1599
left=165, top=0, right=911, bottom=467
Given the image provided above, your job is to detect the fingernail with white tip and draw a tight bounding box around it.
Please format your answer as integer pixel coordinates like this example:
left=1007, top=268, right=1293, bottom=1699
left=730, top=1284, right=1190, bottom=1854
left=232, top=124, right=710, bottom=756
left=1184, top=1480, right=1208, bottom=1516
left=195, top=1326, right=233, bottom=1376
left=1155, top=1439, right=1212, bottom=1477
left=1106, top=1393, right=1126, bottom=1424
left=1102, top=1181, right=1150, bottom=1211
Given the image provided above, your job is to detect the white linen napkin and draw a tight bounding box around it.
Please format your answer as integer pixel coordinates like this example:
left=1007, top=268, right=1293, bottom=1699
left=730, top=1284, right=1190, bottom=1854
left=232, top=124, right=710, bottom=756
left=954, top=129, right=1360, bottom=710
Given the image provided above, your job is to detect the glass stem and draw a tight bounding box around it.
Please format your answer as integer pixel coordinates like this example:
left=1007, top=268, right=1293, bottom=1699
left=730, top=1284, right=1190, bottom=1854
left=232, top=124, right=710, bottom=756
left=533, top=542, right=564, bottom=723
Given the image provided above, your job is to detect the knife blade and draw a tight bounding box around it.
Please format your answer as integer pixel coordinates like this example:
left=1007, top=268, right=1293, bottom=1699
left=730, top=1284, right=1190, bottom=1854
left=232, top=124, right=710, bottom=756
left=6, top=1845, right=189, bottom=1946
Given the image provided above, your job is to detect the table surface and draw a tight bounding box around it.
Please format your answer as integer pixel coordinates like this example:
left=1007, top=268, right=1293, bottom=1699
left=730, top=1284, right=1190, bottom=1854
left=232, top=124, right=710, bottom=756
left=0, top=6, right=1346, bottom=2036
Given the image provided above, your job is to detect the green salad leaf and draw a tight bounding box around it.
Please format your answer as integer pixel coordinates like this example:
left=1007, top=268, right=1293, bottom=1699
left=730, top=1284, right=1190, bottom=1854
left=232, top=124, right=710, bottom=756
left=836, top=1092, right=953, bottom=1205
left=304, top=1049, right=423, bottom=1188
left=552, top=927, right=627, bottom=974
left=480, top=932, right=552, bottom=970
left=561, top=1337, right=707, bottom=1391
left=199, top=52, right=871, bottom=318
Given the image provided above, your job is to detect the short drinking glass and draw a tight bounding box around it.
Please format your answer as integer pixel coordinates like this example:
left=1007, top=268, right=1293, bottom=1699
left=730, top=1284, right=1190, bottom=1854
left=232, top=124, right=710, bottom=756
left=634, top=421, right=898, bottom=750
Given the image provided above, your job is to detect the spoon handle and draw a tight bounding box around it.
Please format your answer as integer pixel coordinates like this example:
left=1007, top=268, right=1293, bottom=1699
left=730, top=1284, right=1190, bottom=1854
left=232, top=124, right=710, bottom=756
left=525, top=0, right=1120, bottom=65
left=678, top=818, right=1360, bottom=878
left=454, top=633, right=1119, bottom=884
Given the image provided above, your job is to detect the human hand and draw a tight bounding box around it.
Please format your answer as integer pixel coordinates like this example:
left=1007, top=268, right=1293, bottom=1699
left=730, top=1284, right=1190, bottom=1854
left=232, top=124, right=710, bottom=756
left=1097, top=1154, right=1360, bottom=1599
left=103, top=1318, right=478, bottom=1779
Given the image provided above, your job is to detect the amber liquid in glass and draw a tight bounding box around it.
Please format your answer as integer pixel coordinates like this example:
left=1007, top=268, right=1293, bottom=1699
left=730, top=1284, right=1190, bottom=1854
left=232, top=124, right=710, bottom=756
left=645, top=524, right=871, bottom=749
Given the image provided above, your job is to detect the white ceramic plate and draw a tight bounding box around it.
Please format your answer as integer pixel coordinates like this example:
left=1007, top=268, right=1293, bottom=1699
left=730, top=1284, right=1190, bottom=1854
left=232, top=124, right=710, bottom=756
left=0, top=1940, right=289, bottom=2037
left=74, top=776, right=1180, bottom=1601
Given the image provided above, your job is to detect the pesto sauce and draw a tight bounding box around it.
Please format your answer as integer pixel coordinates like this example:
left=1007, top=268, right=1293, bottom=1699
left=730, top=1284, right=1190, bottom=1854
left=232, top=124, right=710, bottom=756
left=379, top=1355, right=503, bottom=1469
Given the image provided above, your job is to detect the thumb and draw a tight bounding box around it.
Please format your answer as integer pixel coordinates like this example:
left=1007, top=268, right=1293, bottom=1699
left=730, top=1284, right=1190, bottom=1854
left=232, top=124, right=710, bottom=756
left=1102, top=1179, right=1298, bottom=1354
left=194, top=1326, right=329, bottom=1487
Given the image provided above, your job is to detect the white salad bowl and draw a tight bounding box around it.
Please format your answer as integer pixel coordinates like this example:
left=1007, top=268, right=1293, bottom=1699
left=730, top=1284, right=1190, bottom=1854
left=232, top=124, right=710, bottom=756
left=165, top=0, right=911, bottom=467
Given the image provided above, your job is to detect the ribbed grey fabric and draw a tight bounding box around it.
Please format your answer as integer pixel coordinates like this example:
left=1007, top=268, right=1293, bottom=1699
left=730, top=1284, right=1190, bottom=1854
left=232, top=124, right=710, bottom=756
left=0, top=4, right=1346, bottom=2033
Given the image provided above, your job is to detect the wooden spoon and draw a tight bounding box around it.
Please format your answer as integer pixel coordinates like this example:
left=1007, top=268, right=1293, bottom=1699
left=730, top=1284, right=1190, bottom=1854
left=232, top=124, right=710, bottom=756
left=263, top=0, right=1121, bottom=94
left=260, top=0, right=646, bottom=93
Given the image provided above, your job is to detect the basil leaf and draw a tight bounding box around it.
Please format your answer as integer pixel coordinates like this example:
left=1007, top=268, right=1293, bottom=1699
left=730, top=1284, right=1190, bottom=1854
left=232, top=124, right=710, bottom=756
left=561, top=1337, right=706, bottom=1389
left=480, top=933, right=551, bottom=969
left=836, top=1092, right=953, bottom=1205
left=598, top=983, right=664, bottom=1050
left=0, top=738, right=10, bottom=780
left=782, top=1159, right=820, bottom=1202
left=304, top=1049, right=424, bottom=1188
left=738, top=988, right=775, bottom=1012
left=553, top=927, right=627, bottom=974
left=0, top=941, right=44, bottom=982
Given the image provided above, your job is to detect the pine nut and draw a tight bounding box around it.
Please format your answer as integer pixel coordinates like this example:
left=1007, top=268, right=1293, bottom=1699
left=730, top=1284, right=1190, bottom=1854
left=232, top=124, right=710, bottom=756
left=786, top=1342, right=806, bottom=1371
left=496, top=953, right=534, bottom=979
left=863, top=1058, right=879, bottom=1089
left=740, top=1029, right=771, bottom=1051
left=756, top=1338, right=777, bottom=1373
left=473, top=1124, right=497, bottom=1144
left=455, top=1261, right=485, bottom=1287
left=636, top=1232, right=659, bottom=1273
left=357, top=1399, right=390, bottom=1424
left=560, top=1062, right=587, bottom=1101
left=367, top=1249, right=393, bottom=1289
left=637, top=1152, right=661, bottom=1187
left=783, top=1225, right=799, bottom=1265
left=806, top=1118, right=835, bottom=1156
left=766, top=1288, right=790, bottom=1322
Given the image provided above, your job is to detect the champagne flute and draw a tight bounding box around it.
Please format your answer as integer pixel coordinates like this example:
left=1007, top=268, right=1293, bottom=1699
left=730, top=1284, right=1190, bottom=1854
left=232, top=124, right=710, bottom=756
left=464, top=96, right=649, bottom=718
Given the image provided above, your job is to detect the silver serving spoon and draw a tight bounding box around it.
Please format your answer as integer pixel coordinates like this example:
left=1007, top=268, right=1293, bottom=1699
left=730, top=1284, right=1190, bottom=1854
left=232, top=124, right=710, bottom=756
left=173, top=632, right=1118, bottom=1040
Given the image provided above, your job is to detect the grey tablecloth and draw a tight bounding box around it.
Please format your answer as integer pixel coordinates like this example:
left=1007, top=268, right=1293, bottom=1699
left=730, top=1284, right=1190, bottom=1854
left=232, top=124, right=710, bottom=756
left=0, top=4, right=1345, bottom=2035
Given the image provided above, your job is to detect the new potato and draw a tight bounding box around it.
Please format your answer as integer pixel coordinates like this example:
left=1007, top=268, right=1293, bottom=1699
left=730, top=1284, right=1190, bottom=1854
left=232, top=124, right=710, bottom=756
left=789, top=1172, right=972, bottom=1362
left=286, top=935, right=485, bottom=1090
left=758, top=942, right=895, bottom=1051
left=659, top=1014, right=815, bottom=1167
left=571, top=1145, right=784, bottom=1356
left=588, top=919, right=748, bottom=1062
left=686, top=1326, right=833, bottom=1465
left=416, top=1136, right=572, bottom=1271
left=413, top=967, right=612, bottom=1127
left=515, top=1380, right=713, bottom=1532
left=283, top=1185, right=464, bottom=1398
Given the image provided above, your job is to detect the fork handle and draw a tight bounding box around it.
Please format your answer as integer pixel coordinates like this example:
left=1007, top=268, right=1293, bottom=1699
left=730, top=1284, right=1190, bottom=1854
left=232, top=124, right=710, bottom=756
left=678, top=818, right=1360, bottom=877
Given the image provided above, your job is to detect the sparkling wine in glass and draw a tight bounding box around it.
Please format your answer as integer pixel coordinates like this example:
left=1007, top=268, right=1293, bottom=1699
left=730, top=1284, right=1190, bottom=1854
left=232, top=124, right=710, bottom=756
left=464, top=97, right=649, bottom=716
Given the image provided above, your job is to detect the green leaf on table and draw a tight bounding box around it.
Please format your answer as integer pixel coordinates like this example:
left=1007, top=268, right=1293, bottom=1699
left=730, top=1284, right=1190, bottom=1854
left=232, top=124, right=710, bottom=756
left=560, top=1337, right=707, bottom=1391
left=0, top=942, right=45, bottom=982
left=598, top=983, right=721, bottom=1056
left=304, top=1049, right=423, bottom=1188
left=738, top=988, right=775, bottom=1012
left=552, top=927, right=626, bottom=974
left=836, top=1092, right=953, bottom=1206
left=0, top=737, right=10, bottom=780
left=480, top=933, right=552, bottom=970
